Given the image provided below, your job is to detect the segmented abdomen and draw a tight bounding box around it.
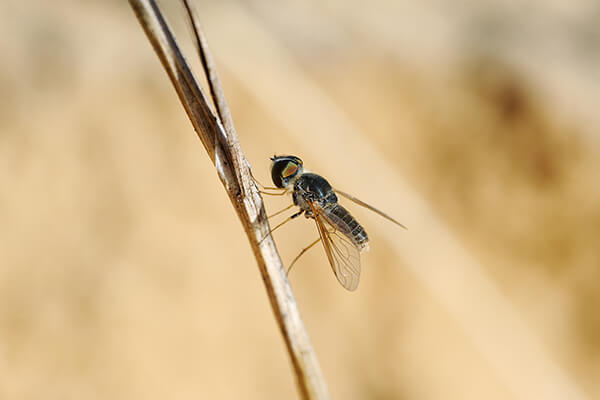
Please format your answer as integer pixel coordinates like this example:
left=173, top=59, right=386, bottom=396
left=323, top=204, right=369, bottom=250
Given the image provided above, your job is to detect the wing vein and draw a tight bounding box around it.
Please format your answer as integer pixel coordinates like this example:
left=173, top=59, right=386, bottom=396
left=308, top=201, right=361, bottom=291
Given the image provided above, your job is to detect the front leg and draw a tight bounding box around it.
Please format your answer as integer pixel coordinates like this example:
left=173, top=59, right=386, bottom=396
left=291, top=210, right=304, bottom=219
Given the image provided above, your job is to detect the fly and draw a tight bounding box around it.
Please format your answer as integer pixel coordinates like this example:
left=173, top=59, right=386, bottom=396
left=262, top=155, right=406, bottom=291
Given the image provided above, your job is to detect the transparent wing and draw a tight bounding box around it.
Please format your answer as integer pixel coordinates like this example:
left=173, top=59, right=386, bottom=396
left=334, top=188, right=407, bottom=229
left=308, top=201, right=361, bottom=291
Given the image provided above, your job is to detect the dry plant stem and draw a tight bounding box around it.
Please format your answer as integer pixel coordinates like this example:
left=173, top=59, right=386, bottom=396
left=128, top=1, right=330, bottom=399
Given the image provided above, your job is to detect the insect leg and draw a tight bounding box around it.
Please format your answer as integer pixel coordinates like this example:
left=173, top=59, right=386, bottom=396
left=287, top=237, right=321, bottom=276
left=258, top=210, right=303, bottom=244
left=259, top=190, right=288, bottom=196
left=249, top=167, right=286, bottom=193
left=268, top=203, right=295, bottom=219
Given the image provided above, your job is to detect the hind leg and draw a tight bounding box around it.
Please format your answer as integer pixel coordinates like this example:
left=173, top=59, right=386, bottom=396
left=286, top=237, right=321, bottom=276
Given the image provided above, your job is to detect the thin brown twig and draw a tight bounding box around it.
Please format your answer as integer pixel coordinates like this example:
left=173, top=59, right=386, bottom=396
left=128, top=1, right=330, bottom=399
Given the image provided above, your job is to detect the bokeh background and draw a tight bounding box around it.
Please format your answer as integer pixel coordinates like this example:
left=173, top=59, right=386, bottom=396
left=1, top=0, right=599, bottom=399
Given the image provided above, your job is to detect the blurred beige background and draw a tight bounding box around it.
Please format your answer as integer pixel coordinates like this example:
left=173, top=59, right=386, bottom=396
left=1, top=0, right=599, bottom=399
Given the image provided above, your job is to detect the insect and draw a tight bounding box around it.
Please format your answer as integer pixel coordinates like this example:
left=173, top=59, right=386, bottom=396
left=262, top=155, right=406, bottom=291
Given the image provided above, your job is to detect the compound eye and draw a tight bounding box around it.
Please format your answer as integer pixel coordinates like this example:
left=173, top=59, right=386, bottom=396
left=282, top=162, right=298, bottom=178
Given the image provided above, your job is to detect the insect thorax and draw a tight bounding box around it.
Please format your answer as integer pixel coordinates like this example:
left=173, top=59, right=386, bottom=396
left=292, top=173, right=337, bottom=213
left=293, top=172, right=369, bottom=250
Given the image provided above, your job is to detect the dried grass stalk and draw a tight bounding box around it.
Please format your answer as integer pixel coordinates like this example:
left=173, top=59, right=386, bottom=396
left=128, top=1, right=330, bottom=399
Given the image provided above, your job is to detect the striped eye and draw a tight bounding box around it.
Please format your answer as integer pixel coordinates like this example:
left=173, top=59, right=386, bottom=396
left=282, top=162, right=298, bottom=178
